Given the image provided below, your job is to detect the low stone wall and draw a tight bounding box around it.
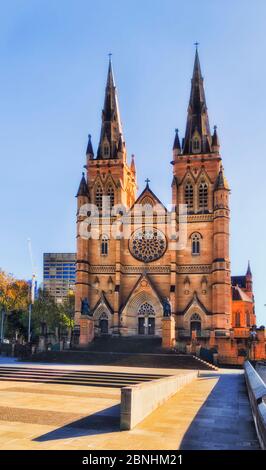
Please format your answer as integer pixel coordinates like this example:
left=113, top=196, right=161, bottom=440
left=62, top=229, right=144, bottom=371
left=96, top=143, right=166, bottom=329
left=244, top=361, right=266, bottom=450
left=120, top=370, right=197, bottom=430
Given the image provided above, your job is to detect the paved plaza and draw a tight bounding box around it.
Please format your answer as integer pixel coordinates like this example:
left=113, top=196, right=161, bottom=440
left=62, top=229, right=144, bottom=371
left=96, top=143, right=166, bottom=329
left=0, top=358, right=260, bottom=450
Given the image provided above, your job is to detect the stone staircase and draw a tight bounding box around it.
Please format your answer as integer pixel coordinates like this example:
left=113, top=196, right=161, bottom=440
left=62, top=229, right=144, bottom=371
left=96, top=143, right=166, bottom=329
left=0, top=366, right=166, bottom=388
left=85, top=336, right=163, bottom=353
left=26, top=337, right=217, bottom=370
left=28, top=350, right=215, bottom=370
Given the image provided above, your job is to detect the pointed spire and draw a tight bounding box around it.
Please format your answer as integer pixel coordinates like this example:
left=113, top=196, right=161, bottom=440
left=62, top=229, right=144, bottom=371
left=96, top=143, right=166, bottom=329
left=183, top=47, right=212, bottom=154
left=86, top=134, right=94, bottom=157
left=212, top=125, right=220, bottom=151
left=130, top=154, right=136, bottom=175
left=76, top=172, right=89, bottom=198
left=97, top=55, right=125, bottom=159
left=214, top=165, right=229, bottom=191
left=173, top=128, right=181, bottom=153
left=246, top=260, right=252, bottom=277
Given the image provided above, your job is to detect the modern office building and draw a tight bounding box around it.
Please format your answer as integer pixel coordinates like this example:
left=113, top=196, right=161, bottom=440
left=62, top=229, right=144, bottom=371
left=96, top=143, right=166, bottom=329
left=43, top=253, right=76, bottom=303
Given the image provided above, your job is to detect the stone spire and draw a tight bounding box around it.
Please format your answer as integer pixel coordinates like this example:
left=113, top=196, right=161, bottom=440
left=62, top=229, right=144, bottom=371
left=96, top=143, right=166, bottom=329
left=183, top=47, right=212, bottom=154
left=97, top=56, right=125, bottom=159
left=173, top=128, right=181, bottom=153
left=76, top=172, right=89, bottom=198
left=246, top=260, right=253, bottom=293
left=246, top=260, right=252, bottom=277
left=130, top=154, right=136, bottom=175
left=86, top=134, right=94, bottom=158
left=214, top=165, right=229, bottom=191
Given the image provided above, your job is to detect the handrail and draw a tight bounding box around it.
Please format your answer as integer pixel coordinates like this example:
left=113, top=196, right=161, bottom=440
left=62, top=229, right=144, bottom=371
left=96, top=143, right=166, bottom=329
left=244, top=361, right=266, bottom=449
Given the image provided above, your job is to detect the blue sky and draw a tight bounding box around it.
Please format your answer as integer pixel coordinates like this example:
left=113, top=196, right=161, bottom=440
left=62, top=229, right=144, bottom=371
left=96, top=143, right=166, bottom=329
left=0, top=0, right=265, bottom=325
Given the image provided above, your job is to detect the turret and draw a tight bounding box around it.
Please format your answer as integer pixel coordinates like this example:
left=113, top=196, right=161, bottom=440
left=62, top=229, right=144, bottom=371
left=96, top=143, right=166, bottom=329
left=86, top=134, right=94, bottom=160
left=173, top=128, right=181, bottom=156
left=76, top=172, right=90, bottom=210
left=246, top=261, right=253, bottom=293
left=130, top=154, right=136, bottom=176
left=212, top=125, right=220, bottom=153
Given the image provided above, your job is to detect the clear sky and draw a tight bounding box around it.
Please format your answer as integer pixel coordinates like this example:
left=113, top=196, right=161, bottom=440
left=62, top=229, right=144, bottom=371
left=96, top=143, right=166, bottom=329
left=0, top=0, right=265, bottom=325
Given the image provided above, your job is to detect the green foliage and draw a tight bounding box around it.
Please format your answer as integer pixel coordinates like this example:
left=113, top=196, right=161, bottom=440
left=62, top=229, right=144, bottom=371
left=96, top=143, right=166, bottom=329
left=0, top=270, right=29, bottom=313
left=58, top=293, right=75, bottom=330
left=31, top=288, right=60, bottom=332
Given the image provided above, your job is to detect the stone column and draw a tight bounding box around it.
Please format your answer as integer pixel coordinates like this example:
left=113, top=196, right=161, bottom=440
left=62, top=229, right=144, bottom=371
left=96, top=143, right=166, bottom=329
left=162, top=316, right=175, bottom=349
left=79, top=316, right=94, bottom=345
left=113, top=237, right=121, bottom=335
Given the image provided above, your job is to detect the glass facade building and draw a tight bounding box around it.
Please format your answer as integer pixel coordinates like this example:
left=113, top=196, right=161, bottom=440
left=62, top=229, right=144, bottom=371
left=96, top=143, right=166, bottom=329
left=43, top=253, right=76, bottom=303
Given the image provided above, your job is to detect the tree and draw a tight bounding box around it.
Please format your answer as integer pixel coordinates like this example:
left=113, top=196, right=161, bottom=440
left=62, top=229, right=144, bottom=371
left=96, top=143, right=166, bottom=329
left=31, top=288, right=60, bottom=335
left=0, top=270, right=29, bottom=312
left=0, top=270, right=29, bottom=341
left=58, top=292, right=75, bottom=342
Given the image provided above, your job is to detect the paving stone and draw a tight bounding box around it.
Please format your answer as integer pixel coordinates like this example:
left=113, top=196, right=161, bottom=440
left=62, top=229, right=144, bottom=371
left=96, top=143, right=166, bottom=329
left=0, top=365, right=261, bottom=450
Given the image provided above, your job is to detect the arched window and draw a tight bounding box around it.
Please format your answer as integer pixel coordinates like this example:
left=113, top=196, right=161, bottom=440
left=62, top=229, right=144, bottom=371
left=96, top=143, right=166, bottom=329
left=192, top=137, right=201, bottom=153
left=107, top=185, right=115, bottom=208
left=191, top=233, right=201, bottom=255
left=246, top=311, right=251, bottom=327
left=235, top=311, right=241, bottom=327
left=190, top=313, right=201, bottom=333
left=103, top=145, right=109, bottom=157
left=184, top=182, right=194, bottom=210
left=101, top=234, right=109, bottom=256
left=95, top=185, right=103, bottom=211
left=199, top=182, right=208, bottom=211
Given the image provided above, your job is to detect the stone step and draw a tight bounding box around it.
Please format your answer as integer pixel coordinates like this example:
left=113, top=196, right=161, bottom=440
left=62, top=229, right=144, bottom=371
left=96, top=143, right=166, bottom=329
left=0, top=366, right=163, bottom=380
left=0, top=366, right=165, bottom=388
left=27, top=351, right=214, bottom=370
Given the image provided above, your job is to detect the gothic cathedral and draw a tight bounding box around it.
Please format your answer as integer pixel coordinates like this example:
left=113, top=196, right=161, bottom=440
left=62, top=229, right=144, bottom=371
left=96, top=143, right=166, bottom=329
left=74, top=49, right=265, bottom=365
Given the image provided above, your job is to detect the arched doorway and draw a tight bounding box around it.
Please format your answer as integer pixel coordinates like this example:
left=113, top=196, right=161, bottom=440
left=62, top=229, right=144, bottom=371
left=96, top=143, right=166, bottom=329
left=99, top=313, right=109, bottom=335
left=190, top=313, right=201, bottom=335
left=138, top=302, right=155, bottom=335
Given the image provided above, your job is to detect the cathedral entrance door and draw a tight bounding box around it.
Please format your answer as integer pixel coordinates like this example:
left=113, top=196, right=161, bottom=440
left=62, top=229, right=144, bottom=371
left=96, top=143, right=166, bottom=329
left=99, top=318, right=108, bottom=335
left=148, top=317, right=155, bottom=335
left=190, top=313, right=201, bottom=336
left=138, top=317, right=145, bottom=335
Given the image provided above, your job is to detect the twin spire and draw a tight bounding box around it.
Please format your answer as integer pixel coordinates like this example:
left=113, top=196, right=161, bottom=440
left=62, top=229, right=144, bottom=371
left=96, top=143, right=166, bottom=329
left=176, top=47, right=219, bottom=155
left=86, top=56, right=125, bottom=160
left=86, top=48, right=220, bottom=162
left=97, top=56, right=125, bottom=159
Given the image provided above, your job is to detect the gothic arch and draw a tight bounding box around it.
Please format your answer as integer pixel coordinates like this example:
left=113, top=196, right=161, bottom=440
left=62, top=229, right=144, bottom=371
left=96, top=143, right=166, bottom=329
left=120, top=275, right=164, bottom=336
left=183, top=294, right=209, bottom=330
left=121, top=290, right=163, bottom=336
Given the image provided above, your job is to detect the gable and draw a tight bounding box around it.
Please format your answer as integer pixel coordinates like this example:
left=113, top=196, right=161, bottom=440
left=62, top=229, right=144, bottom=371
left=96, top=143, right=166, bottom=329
left=130, top=185, right=167, bottom=212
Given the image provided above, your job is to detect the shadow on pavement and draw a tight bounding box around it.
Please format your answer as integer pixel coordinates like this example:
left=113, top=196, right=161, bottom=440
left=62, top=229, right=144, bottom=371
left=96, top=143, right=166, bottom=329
left=179, top=374, right=260, bottom=450
left=33, top=404, right=120, bottom=441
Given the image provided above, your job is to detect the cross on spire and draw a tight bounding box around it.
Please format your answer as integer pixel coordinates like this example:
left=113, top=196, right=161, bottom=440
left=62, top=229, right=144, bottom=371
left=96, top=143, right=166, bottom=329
left=145, top=178, right=150, bottom=186
left=194, top=41, right=199, bottom=49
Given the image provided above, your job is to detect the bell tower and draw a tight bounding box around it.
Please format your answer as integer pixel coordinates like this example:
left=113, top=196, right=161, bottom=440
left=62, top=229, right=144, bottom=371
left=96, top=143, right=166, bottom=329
left=74, top=57, right=137, bottom=344
left=172, top=46, right=231, bottom=336
left=86, top=56, right=137, bottom=210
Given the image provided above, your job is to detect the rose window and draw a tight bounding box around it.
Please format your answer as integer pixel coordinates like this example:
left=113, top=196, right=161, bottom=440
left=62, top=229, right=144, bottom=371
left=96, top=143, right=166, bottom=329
left=129, top=227, right=167, bottom=262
